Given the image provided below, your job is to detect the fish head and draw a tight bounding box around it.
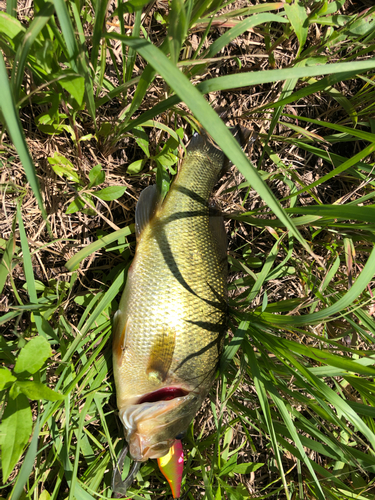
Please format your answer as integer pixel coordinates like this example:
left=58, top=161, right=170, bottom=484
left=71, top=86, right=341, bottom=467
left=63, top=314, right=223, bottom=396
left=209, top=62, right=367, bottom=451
left=119, top=388, right=201, bottom=461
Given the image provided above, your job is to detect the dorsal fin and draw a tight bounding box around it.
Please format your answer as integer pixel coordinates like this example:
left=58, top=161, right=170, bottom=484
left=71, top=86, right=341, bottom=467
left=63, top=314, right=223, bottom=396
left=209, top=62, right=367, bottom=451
left=135, top=184, right=160, bottom=238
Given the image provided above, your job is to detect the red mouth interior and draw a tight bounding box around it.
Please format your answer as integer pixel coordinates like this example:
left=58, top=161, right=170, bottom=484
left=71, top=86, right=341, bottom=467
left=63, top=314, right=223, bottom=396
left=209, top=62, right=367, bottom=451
left=139, top=387, right=188, bottom=404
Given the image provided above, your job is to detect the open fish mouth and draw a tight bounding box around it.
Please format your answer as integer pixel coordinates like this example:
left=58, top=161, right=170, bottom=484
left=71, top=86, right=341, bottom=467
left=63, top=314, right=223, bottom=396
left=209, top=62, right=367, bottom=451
left=138, top=387, right=189, bottom=404
left=120, top=387, right=200, bottom=461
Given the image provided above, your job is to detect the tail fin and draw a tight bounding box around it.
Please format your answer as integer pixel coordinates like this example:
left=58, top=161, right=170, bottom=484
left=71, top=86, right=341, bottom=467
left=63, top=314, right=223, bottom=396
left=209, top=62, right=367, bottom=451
left=231, top=124, right=255, bottom=150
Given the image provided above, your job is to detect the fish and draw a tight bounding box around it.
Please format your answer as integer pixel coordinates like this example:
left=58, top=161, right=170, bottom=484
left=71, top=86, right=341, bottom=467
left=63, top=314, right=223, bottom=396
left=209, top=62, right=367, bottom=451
left=112, top=129, right=238, bottom=491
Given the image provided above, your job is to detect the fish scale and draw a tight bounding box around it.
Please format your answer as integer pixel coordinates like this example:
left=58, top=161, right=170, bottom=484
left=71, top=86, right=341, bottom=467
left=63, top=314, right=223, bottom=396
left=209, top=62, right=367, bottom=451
left=113, top=133, right=228, bottom=462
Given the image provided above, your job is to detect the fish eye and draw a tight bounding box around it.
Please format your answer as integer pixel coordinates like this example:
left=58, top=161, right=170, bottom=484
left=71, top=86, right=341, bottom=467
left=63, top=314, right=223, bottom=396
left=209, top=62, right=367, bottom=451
left=175, top=432, right=185, bottom=440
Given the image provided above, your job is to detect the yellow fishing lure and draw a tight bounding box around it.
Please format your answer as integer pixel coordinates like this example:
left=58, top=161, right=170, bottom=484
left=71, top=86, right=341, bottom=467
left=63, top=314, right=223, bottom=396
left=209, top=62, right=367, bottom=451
left=157, top=440, right=184, bottom=499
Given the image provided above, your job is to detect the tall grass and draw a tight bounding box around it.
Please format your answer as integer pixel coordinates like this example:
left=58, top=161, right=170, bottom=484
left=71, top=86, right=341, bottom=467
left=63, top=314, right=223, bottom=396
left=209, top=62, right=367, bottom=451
left=1, top=0, right=375, bottom=498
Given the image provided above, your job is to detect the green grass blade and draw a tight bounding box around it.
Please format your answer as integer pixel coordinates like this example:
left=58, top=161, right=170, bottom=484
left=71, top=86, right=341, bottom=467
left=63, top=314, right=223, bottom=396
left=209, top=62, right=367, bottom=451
left=254, top=239, right=374, bottom=326
left=280, top=142, right=375, bottom=201
left=69, top=394, right=95, bottom=500
left=286, top=204, right=375, bottom=223
left=65, top=224, right=134, bottom=271
left=247, top=237, right=280, bottom=302
left=52, top=0, right=79, bottom=71
left=206, top=13, right=288, bottom=59
left=80, top=267, right=126, bottom=335
left=12, top=1, right=55, bottom=101
left=0, top=220, right=15, bottom=297
left=6, top=0, right=17, bottom=17
left=219, top=320, right=249, bottom=374
left=270, top=390, right=325, bottom=500
left=245, top=341, right=291, bottom=499
left=69, top=0, right=95, bottom=120
left=0, top=52, right=49, bottom=225
left=9, top=416, right=40, bottom=500
left=121, top=60, right=375, bottom=133
left=91, top=0, right=108, bottom=72
left=125, top=9, right=142, bottom=82
left=16, top=204, right=47, bottom=338
left=282, top=113, right=375, bottom=142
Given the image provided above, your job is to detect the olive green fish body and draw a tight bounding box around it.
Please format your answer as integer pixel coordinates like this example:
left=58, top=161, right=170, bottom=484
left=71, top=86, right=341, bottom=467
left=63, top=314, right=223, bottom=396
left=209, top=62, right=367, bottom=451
left=113, top=135, right=228, bottom=461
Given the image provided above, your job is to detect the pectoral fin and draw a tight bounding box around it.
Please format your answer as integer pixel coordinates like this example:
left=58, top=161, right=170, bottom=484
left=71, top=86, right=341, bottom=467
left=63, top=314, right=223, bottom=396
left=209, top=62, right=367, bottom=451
left=146, top=326, right=176, bottom=382
left=113, top=314, right=130, bottom=366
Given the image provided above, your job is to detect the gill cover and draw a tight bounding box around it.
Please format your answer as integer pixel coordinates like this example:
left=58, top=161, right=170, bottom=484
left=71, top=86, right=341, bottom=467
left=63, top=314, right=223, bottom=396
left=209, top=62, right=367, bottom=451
left=119, top=392, right=200, bottom=461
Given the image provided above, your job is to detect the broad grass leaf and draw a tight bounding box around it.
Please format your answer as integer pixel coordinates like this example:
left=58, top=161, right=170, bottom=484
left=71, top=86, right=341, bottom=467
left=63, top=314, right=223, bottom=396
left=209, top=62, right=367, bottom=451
left=53, top=0, right=95, bottom=120
left=66, top=196, right=85, bottom=214
left=287, top=204, right=375, bottom=223
left=231, top=463, right=264, bottom=474
left=88, top=164, right=105, bottom=187
left=11, top=381, right=65, bottom=401
left=214, top=485, right=221, bottom=500
left=59, top=73, right=85, bottom=106
left=0, top=367, right=16, bottom=390
left=90, top=0, right=107, bottom=72
left=48, top=153, right=81, bottom=183
left=220, top=320, right=249, bottom=373
left=156, top=151, right=178, bottom=167
left=95, top=186, right=126, bottom=201
left=325, top=0, right=346, bottom=15
left=6, top=0, right=17, bottom=17
left=0, top=393, right=32, bottom=481
left=125, top=9, right=142, bottom=82
left=121, top=0, right=152, bottom=14
left=349, top=15, right=375, bottom=36
left=133, top=126, right=150, bottom=157
left=14, top=336, right=52, bottom=375
left=80, top=267, right=126, bottom=335
left=0, top=11, right=25, bottom=43
left=284, top=1, right=308, bottom=56
left=218, top=453, right=238, bottom=477
left=217, top=479, right=250, bottom=500
left=127, top=158, right=146, bottom=175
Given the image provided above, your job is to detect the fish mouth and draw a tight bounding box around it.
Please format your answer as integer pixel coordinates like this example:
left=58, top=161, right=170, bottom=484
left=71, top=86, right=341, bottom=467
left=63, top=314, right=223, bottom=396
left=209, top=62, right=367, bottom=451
left=120, top=387, right=201, bottom=461
left=138, top=387, right=189, bottom=404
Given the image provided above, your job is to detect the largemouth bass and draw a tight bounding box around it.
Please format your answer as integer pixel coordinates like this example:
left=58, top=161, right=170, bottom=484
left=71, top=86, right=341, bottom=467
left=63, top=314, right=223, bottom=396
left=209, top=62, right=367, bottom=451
left=113, top=132, right=229, bottom=464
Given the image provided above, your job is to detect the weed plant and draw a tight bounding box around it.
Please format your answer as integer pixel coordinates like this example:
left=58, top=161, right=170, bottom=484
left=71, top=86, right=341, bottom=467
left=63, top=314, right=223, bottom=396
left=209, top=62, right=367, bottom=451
left=1, top=0, right=375, bottom=498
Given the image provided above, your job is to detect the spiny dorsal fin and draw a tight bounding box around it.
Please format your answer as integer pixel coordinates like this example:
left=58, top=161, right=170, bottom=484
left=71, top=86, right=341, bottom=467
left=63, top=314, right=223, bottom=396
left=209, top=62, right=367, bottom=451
left=135, top=184, right=160, bottom=238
